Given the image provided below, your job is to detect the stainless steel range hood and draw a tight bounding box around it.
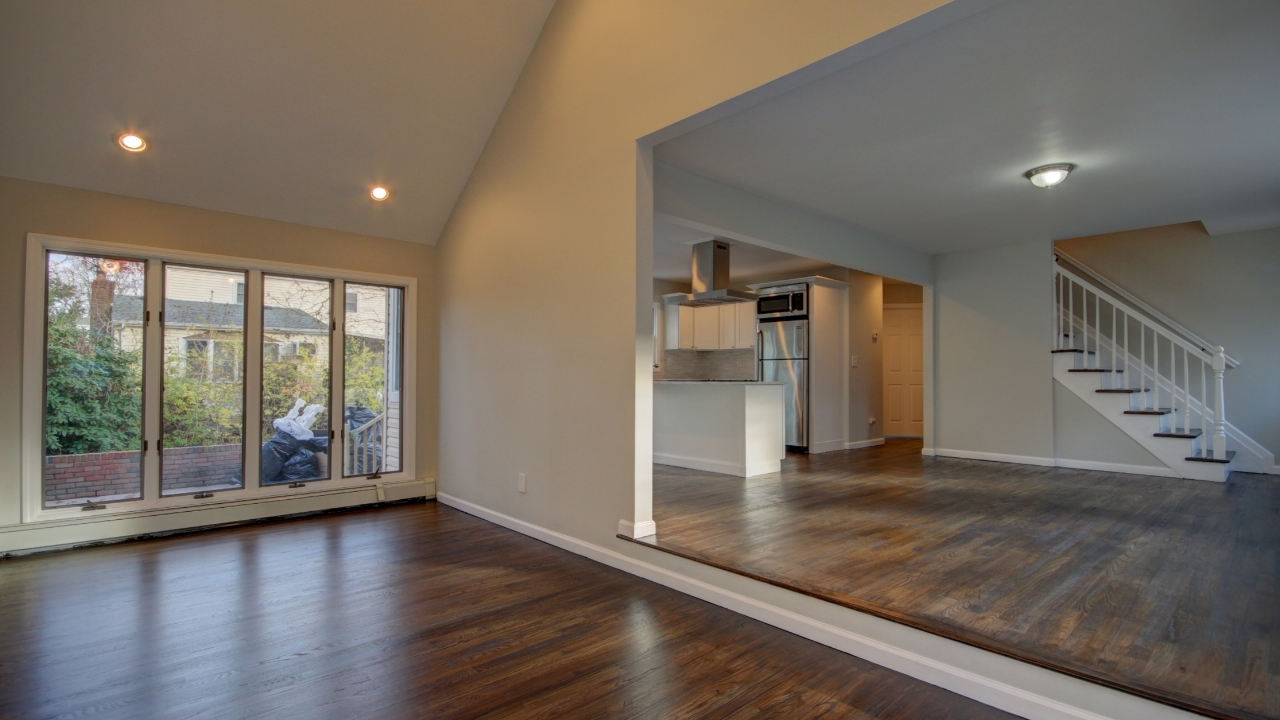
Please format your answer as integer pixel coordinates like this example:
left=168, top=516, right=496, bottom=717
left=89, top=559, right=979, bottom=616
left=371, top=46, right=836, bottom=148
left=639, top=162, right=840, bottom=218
left=669, top=239, right=757, bottom=307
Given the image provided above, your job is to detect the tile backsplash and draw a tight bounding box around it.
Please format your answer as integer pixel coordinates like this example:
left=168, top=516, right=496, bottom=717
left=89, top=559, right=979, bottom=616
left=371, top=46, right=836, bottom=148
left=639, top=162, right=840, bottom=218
left=657, top=349, right=756, bottom=381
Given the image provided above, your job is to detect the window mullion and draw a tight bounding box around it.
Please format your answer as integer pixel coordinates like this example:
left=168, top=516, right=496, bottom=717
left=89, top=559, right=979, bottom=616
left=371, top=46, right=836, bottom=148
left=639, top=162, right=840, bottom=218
left=331, top=279, right=346, bottom=479
left=142, top=259, right=164, bottom=501
left=243, top=270, right=264, bottom=491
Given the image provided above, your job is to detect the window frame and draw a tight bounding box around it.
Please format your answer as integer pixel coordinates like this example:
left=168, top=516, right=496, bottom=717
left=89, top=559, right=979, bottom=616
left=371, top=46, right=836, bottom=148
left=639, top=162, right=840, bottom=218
left=21, top=232, right=418, bottom=525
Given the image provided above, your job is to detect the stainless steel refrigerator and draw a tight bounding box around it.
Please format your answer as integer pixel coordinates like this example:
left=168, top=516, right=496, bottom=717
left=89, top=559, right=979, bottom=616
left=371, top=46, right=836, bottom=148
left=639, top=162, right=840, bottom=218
left=759, top=318, right=808, bottom=451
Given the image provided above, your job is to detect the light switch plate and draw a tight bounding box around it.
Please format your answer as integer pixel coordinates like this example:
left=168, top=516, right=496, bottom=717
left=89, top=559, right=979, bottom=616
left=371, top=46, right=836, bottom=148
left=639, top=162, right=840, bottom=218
left=517, top=473, right=527, bottom=493
left=850, top=355, right=858, bottom=367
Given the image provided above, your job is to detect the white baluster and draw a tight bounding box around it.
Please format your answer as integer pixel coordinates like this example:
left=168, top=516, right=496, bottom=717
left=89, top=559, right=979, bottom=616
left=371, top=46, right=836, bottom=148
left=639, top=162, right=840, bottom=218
left=1139, top=323, right=1146, bottom=402
left=1200, top=362, right=1207, bottom=439
left=1122, top=311, right=1129, bottom=388
left=1182, top=348, right=1190, bottom=434
left=1093, top=289, right=1099, bottom=368
left=1111, top=304, right=1117, bottom=376
left=1068, top=279, right=1075, bottom=351
left=1212, top=346, right=1227, bottom=457
left=1153, top=331, right=1159, bottom=410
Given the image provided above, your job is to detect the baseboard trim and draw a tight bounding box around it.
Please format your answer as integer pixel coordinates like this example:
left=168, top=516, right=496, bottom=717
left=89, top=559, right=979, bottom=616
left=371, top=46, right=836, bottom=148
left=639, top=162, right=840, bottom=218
left=617, top=518, right=657, bottom=539
left=809, top=439, right=847, bottom=454
left=933, top=448, right=1058, bottom=467
left=436, top=491, right=1192, bottom=720
left=932, top=449, right=1182, bottom=480
left=1054, top=458, right=1177, bottom=478
left=654, top=452, right=744, bottom=477
left=845, top=438, right=887, bottom=450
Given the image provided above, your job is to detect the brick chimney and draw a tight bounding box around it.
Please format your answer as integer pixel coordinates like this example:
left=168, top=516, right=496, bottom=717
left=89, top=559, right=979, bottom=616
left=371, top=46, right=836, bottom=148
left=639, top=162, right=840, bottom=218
left=89, top=268, right=115, bottom=336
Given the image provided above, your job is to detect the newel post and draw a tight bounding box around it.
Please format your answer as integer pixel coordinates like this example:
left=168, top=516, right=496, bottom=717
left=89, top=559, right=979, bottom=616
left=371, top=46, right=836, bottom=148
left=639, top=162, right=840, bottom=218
left=1212, top=346, right=1228, bottom=457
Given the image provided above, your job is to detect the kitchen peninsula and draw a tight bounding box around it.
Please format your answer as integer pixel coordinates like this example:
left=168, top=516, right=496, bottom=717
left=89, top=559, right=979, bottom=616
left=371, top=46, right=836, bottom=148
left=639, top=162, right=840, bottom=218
left=653, top=381, right=785, bottom=477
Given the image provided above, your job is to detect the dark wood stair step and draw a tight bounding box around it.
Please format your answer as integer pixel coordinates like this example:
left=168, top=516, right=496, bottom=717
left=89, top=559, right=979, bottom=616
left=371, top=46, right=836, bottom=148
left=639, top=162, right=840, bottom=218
left=1068, top=368, right=1123, bottom=373
left=1051, top=349, right=1096, bottom=354
left=1155, top=429, right=1202, bottom=439
left=1097, top=388, right=1149, bottom=394
left=1186, top=450, right=1235, bottom=464
left=1125, top=408, right=1173, bottom=415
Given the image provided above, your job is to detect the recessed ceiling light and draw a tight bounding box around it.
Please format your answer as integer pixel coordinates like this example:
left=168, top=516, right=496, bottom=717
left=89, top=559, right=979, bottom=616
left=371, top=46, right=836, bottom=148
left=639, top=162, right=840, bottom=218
left=371, top=187, right=389, bottom=201
left=117, top=133, right=147, bottom=152
left=1024, top=163, right=1075, bottom=188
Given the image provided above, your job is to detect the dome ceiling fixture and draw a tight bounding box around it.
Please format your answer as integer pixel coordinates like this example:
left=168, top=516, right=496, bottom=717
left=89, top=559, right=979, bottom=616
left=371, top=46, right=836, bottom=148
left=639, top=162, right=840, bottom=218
left=1024, top=163, right=1075, bottom=189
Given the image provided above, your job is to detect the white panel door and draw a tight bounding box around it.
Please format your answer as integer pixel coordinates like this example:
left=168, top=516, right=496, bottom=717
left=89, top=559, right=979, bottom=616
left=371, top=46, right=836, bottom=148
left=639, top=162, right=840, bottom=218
left=883, top=306, right=924, bottom=437
left=692, top=305, right=720, bottom=349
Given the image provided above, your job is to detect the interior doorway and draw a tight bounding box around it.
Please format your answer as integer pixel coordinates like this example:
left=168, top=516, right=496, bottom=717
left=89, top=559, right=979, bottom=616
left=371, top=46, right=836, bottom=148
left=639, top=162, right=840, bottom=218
left=882, top=303, right=923, bottom=438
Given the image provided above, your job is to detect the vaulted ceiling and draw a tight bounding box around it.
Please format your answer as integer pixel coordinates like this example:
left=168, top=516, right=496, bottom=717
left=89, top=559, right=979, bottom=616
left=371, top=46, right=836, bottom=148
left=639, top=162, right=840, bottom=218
left=0, top=1, right=554, bottom=244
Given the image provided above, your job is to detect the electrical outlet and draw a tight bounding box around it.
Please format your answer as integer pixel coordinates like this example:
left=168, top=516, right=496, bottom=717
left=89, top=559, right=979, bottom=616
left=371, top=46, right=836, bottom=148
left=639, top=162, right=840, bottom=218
left=850, top=355, right=858, bottom=368
left=869, top=417, right=876, bottom=425
left=517, top=473, right=527, bottom=493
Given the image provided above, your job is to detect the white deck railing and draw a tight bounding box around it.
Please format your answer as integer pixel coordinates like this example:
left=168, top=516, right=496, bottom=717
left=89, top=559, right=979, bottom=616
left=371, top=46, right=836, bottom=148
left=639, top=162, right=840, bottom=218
left=1054, top=262, right=1230, bottom=457
left=345, top=412, right=385, bottom=476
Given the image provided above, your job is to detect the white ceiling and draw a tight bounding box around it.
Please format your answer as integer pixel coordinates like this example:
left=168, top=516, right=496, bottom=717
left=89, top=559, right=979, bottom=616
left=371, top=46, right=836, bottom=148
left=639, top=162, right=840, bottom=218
left=654, top=216, right=841, bottom=285
left=0, top=1, right=554, bottom=244
left=654, top=0, right=1280, bottom=254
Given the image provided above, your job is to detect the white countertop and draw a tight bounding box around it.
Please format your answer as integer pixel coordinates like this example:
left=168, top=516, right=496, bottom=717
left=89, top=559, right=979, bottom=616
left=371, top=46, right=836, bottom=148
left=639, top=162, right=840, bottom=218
left=655, top=380, right=784, bottom=385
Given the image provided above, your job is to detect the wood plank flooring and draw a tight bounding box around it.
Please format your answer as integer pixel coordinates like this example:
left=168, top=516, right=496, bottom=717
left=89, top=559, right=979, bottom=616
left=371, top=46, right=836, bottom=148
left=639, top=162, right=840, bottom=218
left=0, top=501, right=1014, bottom=720
left=634, top=439, right=1280, bottom=720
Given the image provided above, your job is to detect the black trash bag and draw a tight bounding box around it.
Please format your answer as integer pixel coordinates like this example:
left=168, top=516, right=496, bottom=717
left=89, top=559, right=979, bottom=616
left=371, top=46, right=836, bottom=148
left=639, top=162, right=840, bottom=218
left=303, top=435, right=329, bottom=454
left=281, top=447, right=319, bottom=482
left=260, top=430, right=302, bottom=485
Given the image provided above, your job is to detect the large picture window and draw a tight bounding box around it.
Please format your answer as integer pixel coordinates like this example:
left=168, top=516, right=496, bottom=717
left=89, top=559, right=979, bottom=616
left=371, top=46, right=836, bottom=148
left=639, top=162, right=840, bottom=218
left=42, top=252, right=147, bottom=508
left=23, top=235, right=415, bottom=522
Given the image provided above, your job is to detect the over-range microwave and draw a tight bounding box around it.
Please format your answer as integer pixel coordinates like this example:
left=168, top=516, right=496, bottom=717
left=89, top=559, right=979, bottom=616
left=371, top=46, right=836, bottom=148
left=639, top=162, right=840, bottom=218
left=756, top=283, right=807, bottom=319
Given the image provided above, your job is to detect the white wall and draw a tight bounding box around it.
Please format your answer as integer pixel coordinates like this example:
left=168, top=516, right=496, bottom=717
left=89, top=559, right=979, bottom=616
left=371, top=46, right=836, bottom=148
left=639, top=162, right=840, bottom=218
left=1056, top=222, right=1280, bottom=461
left=933, top=239, right=1055, bottom=461
left=1053, top=381, right=1164, bottom=470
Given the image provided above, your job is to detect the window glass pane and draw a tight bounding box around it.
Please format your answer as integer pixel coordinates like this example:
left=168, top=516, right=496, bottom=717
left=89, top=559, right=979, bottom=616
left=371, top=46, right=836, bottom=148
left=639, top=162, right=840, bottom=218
left=343, top=284, right=403, bottom=476
left=261, top=276, right=332, bottom=485
left=161, top=265, right=246, bottom=495
left=43, top=253, right=146, bottom=507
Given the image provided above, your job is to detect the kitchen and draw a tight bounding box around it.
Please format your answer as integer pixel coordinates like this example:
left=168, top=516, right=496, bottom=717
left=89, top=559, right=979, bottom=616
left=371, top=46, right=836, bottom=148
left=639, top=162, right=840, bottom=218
left=653, top=233, right=854, bottom=478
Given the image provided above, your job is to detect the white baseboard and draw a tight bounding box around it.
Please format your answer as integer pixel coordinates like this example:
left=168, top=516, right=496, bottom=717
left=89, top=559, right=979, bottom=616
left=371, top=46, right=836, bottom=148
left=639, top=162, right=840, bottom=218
left=436, top=491, right=1197, bottom=720
left=617, top=518, right=656, bottom=539
left=933, top=449, right=1182, bottom=480
left=654, top=452, right=744, bottom=477
left=933, top=448, right=1057, bottom=467
left=809, top=439, right=847, bottom=454
left=845, top=438, right=886, bottom=450
left=1053, top=458, right=1177, bottom=478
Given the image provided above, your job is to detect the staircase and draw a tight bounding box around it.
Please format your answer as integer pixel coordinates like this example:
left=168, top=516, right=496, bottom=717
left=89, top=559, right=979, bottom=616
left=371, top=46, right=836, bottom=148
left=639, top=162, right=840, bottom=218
left=1052, top=256, right=1275, bottom=482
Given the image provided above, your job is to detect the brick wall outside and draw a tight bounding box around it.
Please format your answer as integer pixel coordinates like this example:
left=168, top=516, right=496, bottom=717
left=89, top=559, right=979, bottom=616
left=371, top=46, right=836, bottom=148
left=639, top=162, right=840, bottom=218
left=44, top=444, right=242, bottom=503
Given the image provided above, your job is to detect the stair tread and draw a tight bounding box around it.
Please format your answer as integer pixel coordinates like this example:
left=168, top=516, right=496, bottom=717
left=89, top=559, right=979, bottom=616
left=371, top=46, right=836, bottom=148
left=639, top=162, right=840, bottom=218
left=1096, top=388, right=1149, bottom=394
left=1124, top=408, right=1173, bottom=415
left=1068, top=368, right=1124, bottom=373
left=1155, top=429, right=1203, bottom=439
left=1051, top=349, right=1096, bottom=354
left=1186, top=450, right=1236, bottom=464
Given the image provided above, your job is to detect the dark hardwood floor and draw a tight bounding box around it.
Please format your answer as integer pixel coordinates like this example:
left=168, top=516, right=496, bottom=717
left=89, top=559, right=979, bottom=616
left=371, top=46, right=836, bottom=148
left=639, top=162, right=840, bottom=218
left=0, top=501, right=1015, bottom=720
left=633, top=440, right=1280, bottom=720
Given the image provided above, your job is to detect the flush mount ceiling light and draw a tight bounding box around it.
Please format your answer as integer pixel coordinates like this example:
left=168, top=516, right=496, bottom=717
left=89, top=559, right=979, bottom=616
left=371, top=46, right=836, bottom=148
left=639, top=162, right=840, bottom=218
left=1024, top=163, right=1075, bottom=188
left=370, top=186, right=389, bottom=201
left=116, top=133, right=147, bottom=152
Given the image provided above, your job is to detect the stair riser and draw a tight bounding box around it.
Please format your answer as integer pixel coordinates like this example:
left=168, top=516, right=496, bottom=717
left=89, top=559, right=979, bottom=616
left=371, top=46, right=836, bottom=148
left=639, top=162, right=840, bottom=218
left=1054, top=355, right=1229, bottom=482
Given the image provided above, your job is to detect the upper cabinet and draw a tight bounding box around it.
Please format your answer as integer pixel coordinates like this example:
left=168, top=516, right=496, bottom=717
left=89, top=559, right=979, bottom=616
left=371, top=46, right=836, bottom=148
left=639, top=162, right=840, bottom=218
left=663, top=300, right=756, bottom=350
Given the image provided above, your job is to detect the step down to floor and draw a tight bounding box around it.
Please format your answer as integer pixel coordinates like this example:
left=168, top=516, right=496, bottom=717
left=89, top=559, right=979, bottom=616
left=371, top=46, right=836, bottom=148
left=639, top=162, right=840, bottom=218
left=1125, top=408, right=1173, bottom=415
left=1186, top=450, right=1235, bottom=464
left=1096, top=388, right=1149, bottom=394
left=1155, top=428, right=1202, bottom=439
left=1068, top=368, right=1123, bottom=373
left=1050, top=349, right=1096, bottom=354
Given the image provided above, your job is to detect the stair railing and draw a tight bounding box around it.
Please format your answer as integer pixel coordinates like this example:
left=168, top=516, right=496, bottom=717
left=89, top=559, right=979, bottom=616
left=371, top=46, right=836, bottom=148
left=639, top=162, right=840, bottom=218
left=1054, top=262, right=1229, bottom=456
left=345, top=412, right=385, bottom=475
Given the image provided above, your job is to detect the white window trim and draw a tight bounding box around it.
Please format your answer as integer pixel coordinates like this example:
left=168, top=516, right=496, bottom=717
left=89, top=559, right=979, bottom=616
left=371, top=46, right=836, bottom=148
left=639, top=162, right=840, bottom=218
left=21, top=232, right=418, bottom=525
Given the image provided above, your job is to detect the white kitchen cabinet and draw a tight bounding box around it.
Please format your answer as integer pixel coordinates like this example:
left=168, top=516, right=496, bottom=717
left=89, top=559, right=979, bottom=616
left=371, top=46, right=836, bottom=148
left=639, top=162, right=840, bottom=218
left=692, top=305, right=720, bottom=349
left=662, top=299, right=757, bottom=350
left=732, top=303, right=757, bottom=349
left=664, top=304, right=695, bottom=349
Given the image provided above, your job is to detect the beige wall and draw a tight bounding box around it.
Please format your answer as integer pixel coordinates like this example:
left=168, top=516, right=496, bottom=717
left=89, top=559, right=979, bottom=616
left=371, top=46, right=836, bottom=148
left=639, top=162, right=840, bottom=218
left=934, top=239, right=1055, bottom=460
left=848, top=269, right=884, bottom=445
left=436, top=0, right=952, bottom=544
left=0, top=176, right=438, bottom=529
left=1056, top=222, right=1280, bottom=459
